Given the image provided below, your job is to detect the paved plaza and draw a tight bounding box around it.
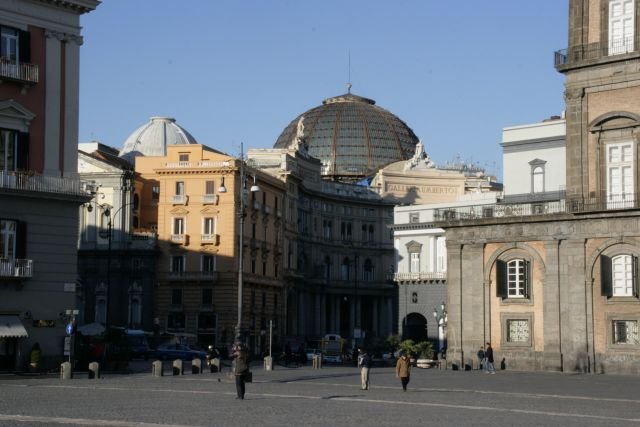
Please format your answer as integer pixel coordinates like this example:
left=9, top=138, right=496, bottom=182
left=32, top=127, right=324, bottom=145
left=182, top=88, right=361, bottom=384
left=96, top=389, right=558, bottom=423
left=1, top=362, right=640, bottom=426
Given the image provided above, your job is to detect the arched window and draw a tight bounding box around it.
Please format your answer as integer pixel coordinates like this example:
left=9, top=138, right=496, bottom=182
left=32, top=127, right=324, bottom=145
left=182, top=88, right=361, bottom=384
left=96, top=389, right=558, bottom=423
left=363, top=258, right=374, bottom=281
left=532, top=166, right=544, bottom=193
left=341, top=257, right=350, bottom=280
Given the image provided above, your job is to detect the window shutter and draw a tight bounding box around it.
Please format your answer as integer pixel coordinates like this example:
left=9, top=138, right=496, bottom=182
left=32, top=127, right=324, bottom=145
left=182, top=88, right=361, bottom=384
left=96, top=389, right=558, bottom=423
left=19, top=30, right=30, bottom=63
left=15, top=221, right=26, bottom=259
left=496, top=260, right=507, bottom=298
left=633, top=256, right=639, bottom=297
left=17, top=132, right=29, bottom=171
left=525, top=260, right=532, bottom=298
left=601, top=255, right=613, bottom=297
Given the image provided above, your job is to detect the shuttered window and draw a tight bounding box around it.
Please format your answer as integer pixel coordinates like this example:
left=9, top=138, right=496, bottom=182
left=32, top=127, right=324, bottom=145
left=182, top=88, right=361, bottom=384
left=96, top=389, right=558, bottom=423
left=496, top=259, right=530, bottom=299
left=601, top=254, right=638, bottom=297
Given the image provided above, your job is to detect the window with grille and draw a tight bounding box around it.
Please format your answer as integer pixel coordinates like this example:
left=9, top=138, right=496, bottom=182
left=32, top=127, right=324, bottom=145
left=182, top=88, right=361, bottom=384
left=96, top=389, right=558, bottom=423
left=613, top=320, right=639, bottom=344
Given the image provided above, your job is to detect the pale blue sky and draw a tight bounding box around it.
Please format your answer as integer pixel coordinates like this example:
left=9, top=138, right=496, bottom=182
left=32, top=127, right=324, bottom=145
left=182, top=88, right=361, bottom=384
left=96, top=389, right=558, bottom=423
left=79, top=1, right=568, bottom=179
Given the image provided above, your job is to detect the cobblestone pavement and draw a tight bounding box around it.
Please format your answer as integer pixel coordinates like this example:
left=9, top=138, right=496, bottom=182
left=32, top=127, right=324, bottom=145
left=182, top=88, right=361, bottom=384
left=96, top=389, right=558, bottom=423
left=1, top=362, right=640, bottom=426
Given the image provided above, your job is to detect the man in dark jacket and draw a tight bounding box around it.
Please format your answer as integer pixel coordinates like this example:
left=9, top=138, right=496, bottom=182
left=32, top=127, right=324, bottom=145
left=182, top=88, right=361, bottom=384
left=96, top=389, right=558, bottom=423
left=232, top=343, right=250, bottom=399
left=484, top=342, right=495, bottom=374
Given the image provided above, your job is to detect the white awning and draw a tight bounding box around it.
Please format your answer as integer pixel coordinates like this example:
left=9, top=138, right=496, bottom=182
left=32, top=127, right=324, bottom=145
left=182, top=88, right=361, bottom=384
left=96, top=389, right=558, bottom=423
left=0, top=316, right=28, bottom=338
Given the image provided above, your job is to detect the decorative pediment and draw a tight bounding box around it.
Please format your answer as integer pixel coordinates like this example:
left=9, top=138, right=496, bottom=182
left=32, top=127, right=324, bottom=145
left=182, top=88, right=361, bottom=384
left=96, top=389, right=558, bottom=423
left=170, top=207, right=189, bottom=215
left=589, top=111, right=640, bottom=133
left=200, top=207, right=218, bottom=215
left=0, top=99, right=36, bottom=132
left=528, top=158, right=547, bottom=166
left=406, top=240, right=422, bottom=253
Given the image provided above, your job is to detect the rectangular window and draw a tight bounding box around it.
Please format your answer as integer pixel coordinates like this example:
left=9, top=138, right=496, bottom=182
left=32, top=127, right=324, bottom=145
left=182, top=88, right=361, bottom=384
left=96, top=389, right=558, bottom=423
left=205, top=180, right=215, bottom=195
left=203, top=217, right=215, bottom=235
left=151, top=185, right=160, bottom=200
left=170, top=256, right=184, bottom=273
left=173, top=217, right=185, bottom=235
left=202, top=288, right=213, bottom=305
left=409, top=212, right=419, bottom=223
left=178, top=153, right=189, bottom=162
left=609, top=0, right=635, bottom=55
left=613, top=320, right=639, bottom=344
left=0, top=219, right=16, bottom=259
left=410, top=252, right=420, bottom=273
left=507, top=319, right=530, bottom=343
left=0, top=129, right=18, bottom=171
left=507, top=259, right=527, bottom=298
left=167, top=312, right=185, bottom=330
left=171, top=288, right=182, bottom=305
left=607, top=142, right=635, bottom=208
left=198, top=313, right=216, bottom=330
left=202, top=255, right=215, bottom=273
left=612, top=254, right=634, bottom=296
left=175, top=181, right=185, bottom=195
left=436, top=236, right=447, bottom=273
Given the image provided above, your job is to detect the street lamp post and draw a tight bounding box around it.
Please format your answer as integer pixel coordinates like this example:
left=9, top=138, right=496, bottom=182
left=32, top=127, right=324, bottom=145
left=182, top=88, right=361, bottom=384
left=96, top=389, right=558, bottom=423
left=218, top=142, right=259, bottom=344
left=433, top=302, right=447, bottom=358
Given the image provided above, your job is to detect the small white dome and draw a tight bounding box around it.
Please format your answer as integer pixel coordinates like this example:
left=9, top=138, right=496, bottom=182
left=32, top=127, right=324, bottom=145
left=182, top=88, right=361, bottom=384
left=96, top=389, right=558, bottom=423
left=119, top=116, right=198, bottom=162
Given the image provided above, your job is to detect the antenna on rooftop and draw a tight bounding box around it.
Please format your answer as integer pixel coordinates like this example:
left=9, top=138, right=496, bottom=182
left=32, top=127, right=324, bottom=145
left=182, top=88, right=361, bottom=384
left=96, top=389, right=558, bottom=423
left=347, top=50, right=352, bottom=94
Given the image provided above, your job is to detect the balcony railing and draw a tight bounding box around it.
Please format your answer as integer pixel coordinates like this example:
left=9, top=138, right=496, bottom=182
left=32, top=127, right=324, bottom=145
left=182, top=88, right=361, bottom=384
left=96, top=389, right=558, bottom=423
left=394, top=272, right=446, bottom=281
left=166, top=271, right=219, bottom=281
left=201, top=194, right=218, bottom=204
left=0, top=59, right=38, bottom=84
left=1, top=170, right=86, bottom=196
left=555, top=36, right=638, bottom=68
left=163, top=161, right=230, bottom=169
left=201, top=233, right=219, bottom=245
left=0, top=258, right=33, bottom=278
left=172, top=195, right=188, bottom=204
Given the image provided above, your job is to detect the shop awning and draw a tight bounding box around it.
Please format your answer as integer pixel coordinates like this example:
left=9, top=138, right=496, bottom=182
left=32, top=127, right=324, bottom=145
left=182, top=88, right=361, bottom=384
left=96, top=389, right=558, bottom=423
left=0, top=316, right=28, bottom=338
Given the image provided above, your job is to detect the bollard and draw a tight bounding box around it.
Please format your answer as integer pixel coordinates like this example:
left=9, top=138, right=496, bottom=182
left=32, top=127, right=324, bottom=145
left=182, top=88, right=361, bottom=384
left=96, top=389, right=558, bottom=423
left=264, top=356, right=273, bottom=371
left=192, top=358, right=202, bottom=374
left=211, top=357, right=220, bottom=373
left=88, top=362, right=100, bottom=379
left=312, top=354, right=322, bottom=369
left=60, top=361, right=72, bottom=379
left=172, top=359, right=183, bottom=376
left=152, top=360, right=164, bottom=377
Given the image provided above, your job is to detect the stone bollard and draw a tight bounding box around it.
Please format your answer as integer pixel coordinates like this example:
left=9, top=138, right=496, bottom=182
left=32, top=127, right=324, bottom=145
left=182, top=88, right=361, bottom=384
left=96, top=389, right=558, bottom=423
left=211, top=357, right=221, bottom=373
left=312, top=354, right=322, bottom=369
left=152, top=360, right=164, bottom=377
left=263, top=356, right=273, bottom=371
left=172, top=359, right=183, bottom=376
left=60, top=361, right=72, bottom=379
left=88, top=362, right=100, bottom=379
left=192, top=358, right=202, bottom=374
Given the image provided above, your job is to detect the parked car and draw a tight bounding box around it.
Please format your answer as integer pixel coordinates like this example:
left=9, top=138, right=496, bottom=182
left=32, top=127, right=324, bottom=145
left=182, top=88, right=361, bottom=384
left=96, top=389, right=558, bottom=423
left=152, top=344, right=206, bottom=361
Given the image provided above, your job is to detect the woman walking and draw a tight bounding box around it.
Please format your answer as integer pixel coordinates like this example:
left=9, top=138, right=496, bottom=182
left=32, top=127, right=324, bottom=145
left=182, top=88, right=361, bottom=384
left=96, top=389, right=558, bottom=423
left=395, top=352, right=411, bottom=391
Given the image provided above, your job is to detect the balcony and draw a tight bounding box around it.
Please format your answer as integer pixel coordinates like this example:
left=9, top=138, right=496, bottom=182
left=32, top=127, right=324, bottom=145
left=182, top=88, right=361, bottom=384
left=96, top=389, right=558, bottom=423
left=163, top=161, right=230, bottom=169
left=433, top=199, right=567, bottom=222
left=172, top=195, right=188, bottom=205
left=170, top=234, right=187, bottom=245
left=393, top=272, right=446, bottom=282
left=200, top=233, right=219, bottom=245
left=555, top=36, right=639, bottom=71
left=201, top=194, right=219, bottom=205
left=166, top=271, right=219, bottom=281
left=0, top=258, right=33, bottom=278
left=1, top=170, right=87, bottom=197
left=0, top=58, right=38, bottom=84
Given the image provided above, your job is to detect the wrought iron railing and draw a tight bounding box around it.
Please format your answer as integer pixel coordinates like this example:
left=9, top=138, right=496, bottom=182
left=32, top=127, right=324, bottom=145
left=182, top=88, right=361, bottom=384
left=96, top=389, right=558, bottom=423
left=0, top=258, right=33, bottom=278
left=0, top=170, right=86, bottom=196
left=393, top=272, right=446, bottom=281
left=0, top=59, right=38, bottom=84
left=555, top=36, right=638, bottom=68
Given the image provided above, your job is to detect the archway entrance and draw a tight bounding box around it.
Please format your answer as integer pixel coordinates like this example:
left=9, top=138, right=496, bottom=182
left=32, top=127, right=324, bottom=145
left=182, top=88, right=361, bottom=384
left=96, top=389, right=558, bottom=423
left=402, top=312, right=427, bottom=342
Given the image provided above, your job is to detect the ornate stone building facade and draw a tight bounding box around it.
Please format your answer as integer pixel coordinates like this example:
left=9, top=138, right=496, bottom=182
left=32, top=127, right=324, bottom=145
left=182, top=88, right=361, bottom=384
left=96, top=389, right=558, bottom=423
left=439, top=0, right=640, bottom=374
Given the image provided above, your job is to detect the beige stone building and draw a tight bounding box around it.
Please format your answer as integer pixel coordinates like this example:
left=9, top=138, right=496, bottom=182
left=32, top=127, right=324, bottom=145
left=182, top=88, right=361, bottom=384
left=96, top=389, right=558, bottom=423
left=438, top=0, right=640, bottom=374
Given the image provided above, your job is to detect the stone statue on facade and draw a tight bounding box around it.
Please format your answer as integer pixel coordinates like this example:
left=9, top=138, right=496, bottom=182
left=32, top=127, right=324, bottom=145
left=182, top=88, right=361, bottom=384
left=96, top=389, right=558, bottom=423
left=289, top=116, right=309, bottom=157
left=405, top=139, right=435, bottom=170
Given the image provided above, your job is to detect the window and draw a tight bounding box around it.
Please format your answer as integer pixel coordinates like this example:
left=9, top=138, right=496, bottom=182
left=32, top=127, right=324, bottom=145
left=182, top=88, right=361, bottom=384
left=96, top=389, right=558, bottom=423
left=171, top=288, right=182, bottom=305
left=203, top=217, right=215, bottom=236
left=170, top=256, right=184, bottom=273
left=202, top=288, right=213, bottom=305
left=361, top=224, right=367, bottom=241
left=202, top=255, right=215, bottom=273
left=178, top=153, right=189, bottom=162
left=251, top=258, right=256, bottom=274
left=363, top=258, right=374, bottom=281
left=507, top=319, right=530, bottom=343
left=0, top=129, right=17, bottom=171
left=95, top=298, right=106, bottom=324
left=609, top=0, right=635, bottom=55
left=167, top=312, right=185, bottom=330
left=409, top=212, right=419, bottom=223
left=532, top=166, right=544, bottom=193
left=607, top=142, right=635, bottom=208
left=368, top=225, right=374, bottom=242
left=205, top=180, right=215, bottom=195
left=323, top=219, right=333, bottom=239
left=173, top=218, right=185, bottom=235
left=410, top=252, right=420, bottom=273
left=0, top=26, right=29, bottom=64
left=129, top=298, right=141, bottom=326
left=0, top=219, right=25, bottom=261
left=198, top=313, right=216, bottom=330
left=436, top=237, right=447, bottom=273
left=496, top=259, right=530, bottom=299
left=601, top=254, right=638, bottom=297
left=175, top=181, right=185, bottom=195
left=341, top=257, right=350, bottom=280
left=341, top=222, right=352, bottom=241
left=324, top=256, right=332, bottom=280
left=613, top=320, right=638, bottom=344
left=151, top=185, right=160, bottom=200
left=411, top=292, right=418, bottom=303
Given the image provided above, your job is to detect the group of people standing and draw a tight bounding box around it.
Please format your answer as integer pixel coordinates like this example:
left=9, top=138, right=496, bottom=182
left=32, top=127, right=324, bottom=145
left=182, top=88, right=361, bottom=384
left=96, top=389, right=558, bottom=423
left=357, top=348, right=412, bottom=392
left=477, top=342, right=495, bottom=374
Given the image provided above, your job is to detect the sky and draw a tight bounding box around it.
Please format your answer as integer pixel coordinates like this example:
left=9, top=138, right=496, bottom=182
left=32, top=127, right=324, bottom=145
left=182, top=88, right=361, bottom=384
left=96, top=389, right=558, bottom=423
left=78, top=1, right=569, bottom=180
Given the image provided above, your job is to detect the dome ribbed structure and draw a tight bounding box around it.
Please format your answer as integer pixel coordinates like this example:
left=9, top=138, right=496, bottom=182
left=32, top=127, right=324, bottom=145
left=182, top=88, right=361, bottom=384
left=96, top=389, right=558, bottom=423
left=119, top=116, right=198, bottom=162
left=274, top=92, right=419, bottom=181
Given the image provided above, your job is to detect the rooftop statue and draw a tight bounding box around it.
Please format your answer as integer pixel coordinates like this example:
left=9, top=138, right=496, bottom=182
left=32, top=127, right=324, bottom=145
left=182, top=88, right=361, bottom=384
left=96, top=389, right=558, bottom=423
left=404, top=140, right=435, bottom=170
left=289, top=116, right=309, bottom=157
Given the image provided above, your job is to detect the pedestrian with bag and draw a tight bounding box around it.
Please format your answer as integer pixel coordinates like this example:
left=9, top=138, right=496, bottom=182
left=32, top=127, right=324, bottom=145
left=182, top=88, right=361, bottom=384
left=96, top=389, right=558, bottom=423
left=231, top=343, right=250, bottom=399
left=395, top=351, right=411, bottom=391
left=477, top=346, right=486, bottom=370
left=358, top=349, right=372, bottom=390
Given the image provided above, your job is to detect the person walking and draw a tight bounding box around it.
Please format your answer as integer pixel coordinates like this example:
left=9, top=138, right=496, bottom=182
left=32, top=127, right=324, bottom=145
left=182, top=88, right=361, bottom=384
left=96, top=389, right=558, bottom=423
left=477, top=346, right=486, bottom=370
left=358, top=349, right=372, bottom=390
left=231, top=343, right=250, bottom=399
left=29, top=343, right=41, bottom=373
left=395, top=352, right=411, bottom=391
left=484, top=342, right=495, bottom=374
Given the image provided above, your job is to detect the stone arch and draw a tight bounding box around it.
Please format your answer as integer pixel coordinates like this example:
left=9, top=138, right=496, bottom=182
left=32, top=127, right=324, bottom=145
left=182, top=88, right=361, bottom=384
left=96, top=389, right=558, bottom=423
left=586, top=238, right=640, bottom=284
left=402, top=312, right=428, bottom=342
left=483, top=242, right=546, bottom=285
left=589, top=111, right=640, bottom=132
